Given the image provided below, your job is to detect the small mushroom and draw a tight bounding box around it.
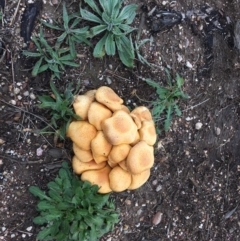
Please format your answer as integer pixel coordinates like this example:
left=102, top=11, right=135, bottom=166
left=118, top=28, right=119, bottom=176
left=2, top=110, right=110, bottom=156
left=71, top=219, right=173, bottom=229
left=128, top=169, right=151, bottom=190
left=72, top=156, right=106, bottom=174
left=73, top=95, right=93, bottom=120
left=102, top=110, right=138, bottom=145
left=81, top=165, right=112, bottom=194
left=67, top=121, right=97, bottom=150
left=72, top=143, right=93, bottom=163
left=126, top=141, right=154, bottom=174
left=95, top=86, right=123, bottom=111
left=88, top=102, right=112, bottom=130
left=108, top=144, right=131, bottom=164
left=109, top=166, right=132, bottom=192
left=139, top=120, right=157, bottom=146
left=131, top=106, right=153, bottom=122
left=91, top=131, right=112, bottom=164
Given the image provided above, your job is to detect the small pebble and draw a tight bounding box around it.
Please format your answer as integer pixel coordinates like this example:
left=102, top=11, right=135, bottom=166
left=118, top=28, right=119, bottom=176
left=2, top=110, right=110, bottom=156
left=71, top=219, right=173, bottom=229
left=51, top=0, right=59, bottom=5
left=195, top=122, right=203, bottom=130
left=10, top=100, right=16, bottom=105
left=23, top=91, right=29, bottom=96
left=186, top=61, right=193, bottom=69
left=106, top=77, right=112, bottom=84
left=152, top=211, right=163, bottom=225
left=29, top=93, right=36, bottom=100
left=26, top=226, right=32, bottom=232
left=2, top=227, right=6, bottom=232
left=152, top=180, right=158, bottom=185
left=215, top=127, right=221, bottom=135
left=156, top=185, right=162, bottom=192
left=14, top=88, right=20, bottom=94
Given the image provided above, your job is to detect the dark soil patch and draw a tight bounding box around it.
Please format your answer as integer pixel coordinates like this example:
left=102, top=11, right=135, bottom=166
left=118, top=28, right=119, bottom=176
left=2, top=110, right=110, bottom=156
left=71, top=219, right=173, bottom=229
left=0, top=0, right=240, bottom=240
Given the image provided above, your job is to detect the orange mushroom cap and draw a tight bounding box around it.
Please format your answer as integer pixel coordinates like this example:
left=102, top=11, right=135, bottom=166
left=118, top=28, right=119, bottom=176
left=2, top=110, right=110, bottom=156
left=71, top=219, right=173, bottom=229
left=88, top=102, right=112, bottom=130
left=101, top=110, right=138, bottom=145
left=72, top=143, right=93, bottom=163
left=126, top=141, right=154, bottom=174
left=67, top=121, right=97, bottom=150
left=108, top=144, right=131, bottom=164
left=72, top=156, right=106, bottom=174
left=95, top=86, right=123, bottom=111
left=81, top=165, right=112, bottom=194
left=139, top=120, right=157, bottom=146
left=128, top=169, right=151, bottom=190
left=109, top=166, right=132, bottom=192
left=91, top=131, right=112, bottom=164
left=73, top=95, right=93, bottom=120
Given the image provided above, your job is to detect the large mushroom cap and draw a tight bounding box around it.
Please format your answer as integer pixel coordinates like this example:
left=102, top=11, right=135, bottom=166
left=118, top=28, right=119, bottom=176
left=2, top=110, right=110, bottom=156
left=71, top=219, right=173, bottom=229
left=91, top=131, right=112, bottom=164
left=72, top=156, right=106, bottom=174
left=67, top=121, right=97, bottom=150
left=109, top=166, right=132, bottom=192
left=102, top=110, right=138, bottom=145
left=95, top=86, right=123, bottom=111
left=139, top=120, right=157, bottom=146
left=126, top=141, right=154, bottom=174
left=108, top=144, right=131, bottom=164
left=72, top=143, right=93, bottom=163
left=73, top=95, right=93, bottom=120
left=81, top=165, right=112, bottom=194
left=88, top=102, right=112, bottom=130
left=128, top=169, right=151, bottom=190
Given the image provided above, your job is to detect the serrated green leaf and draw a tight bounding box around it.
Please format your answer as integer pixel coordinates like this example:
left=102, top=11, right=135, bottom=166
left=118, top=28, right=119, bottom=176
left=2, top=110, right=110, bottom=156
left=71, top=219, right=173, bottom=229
left=33, top=216, right=47, bottom=225
left=29, top=186, right=52, bottom=201
left=164, top=105, right=173, bottom=131
left=48, top=189, right=63, bottom=202
left=47, top=181, right=61, bottom=192
left=38, top=200, right=55, bottom=210
left=36, top=227, right=52, bottom=240
left=76, top=209, right=88, bottom=216
left=174, top=104, right=182, bottom=116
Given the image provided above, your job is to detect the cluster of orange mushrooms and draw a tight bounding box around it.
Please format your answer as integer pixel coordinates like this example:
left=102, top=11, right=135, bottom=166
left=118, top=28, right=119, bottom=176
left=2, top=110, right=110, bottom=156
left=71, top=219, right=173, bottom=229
left=67, top=86, right=157, bottom=193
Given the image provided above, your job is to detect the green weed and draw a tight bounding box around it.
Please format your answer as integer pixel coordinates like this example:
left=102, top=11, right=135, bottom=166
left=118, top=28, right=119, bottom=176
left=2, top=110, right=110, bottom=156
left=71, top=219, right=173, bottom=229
left=146, top=70, right=188, bottom=131
left=80, top=0, right=137, bottom=67
left=37, top=80, right=80, bottom=139
left=41, top=2, right=91, bottom=57
left=22, top=28, right=79, bottom=79
left=29, top=162, right=119, bottom=241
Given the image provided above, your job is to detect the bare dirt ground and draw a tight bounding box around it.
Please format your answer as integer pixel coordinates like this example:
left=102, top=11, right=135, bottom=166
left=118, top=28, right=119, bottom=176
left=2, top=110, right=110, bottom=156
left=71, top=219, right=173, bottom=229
left=0, top=0, right=240, bottom=240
